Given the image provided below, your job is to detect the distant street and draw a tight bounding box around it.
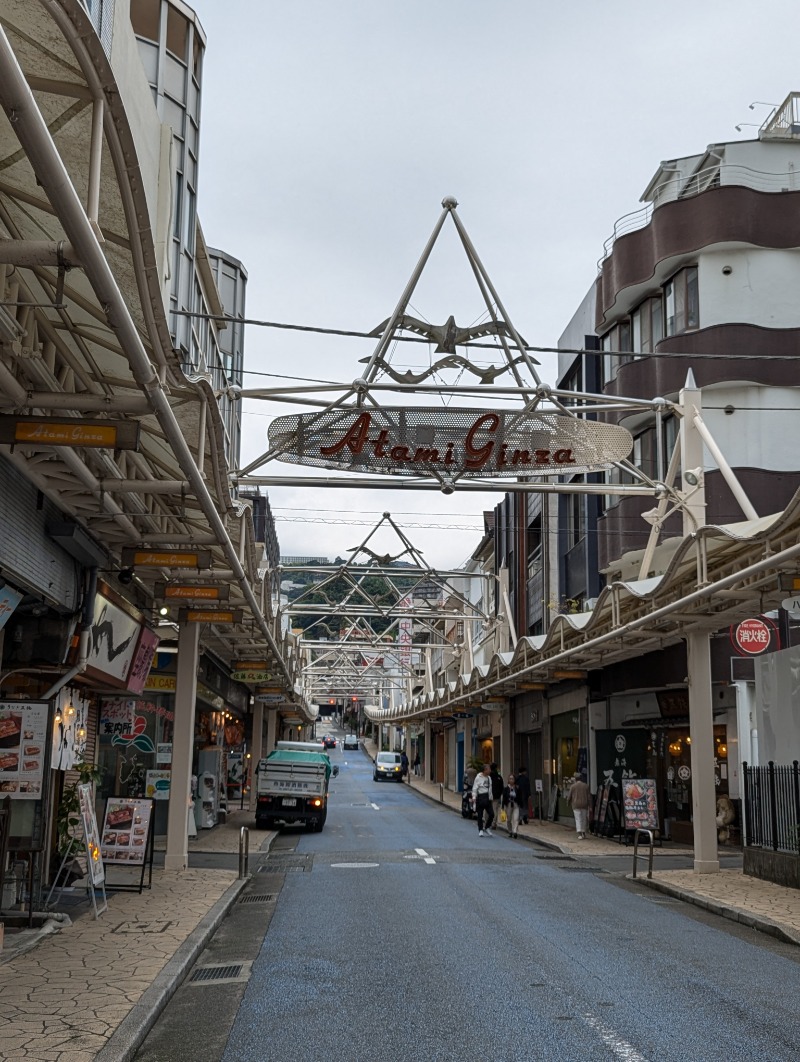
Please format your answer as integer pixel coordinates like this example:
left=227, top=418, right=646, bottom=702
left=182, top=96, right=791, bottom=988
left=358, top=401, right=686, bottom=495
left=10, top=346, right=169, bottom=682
left=136, top=730, right=800, bottom=1062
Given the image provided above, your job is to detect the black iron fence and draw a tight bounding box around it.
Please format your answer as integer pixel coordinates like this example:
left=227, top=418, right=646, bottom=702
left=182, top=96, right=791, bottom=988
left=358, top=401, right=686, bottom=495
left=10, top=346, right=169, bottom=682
left=742, top=761, right=800, bottom=853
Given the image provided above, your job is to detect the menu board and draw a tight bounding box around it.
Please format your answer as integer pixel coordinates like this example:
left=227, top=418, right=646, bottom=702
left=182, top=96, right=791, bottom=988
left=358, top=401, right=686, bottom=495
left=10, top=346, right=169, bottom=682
left=622, top=778, right=659, bottom=831
left=0, top=700, right=48, bottom=799
left=78, top=783, right=105, bottom=887
left=100, top=798, right=153, bottom=864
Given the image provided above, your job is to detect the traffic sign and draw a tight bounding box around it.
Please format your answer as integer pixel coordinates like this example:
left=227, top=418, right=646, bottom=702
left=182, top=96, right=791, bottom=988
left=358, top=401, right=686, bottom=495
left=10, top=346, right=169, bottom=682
left=781, top=597, right=800, bottom=614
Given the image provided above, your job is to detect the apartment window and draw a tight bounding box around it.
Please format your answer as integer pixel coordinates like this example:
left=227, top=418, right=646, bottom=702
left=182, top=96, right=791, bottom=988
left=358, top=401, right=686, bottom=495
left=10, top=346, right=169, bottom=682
left=665, top=266, right=699, bottom=336
left=131, top=0, right=160, bottom=41
left=166, top=5, right=190, bottom=61
left=527, top=516, right=542, bottom=579
left=566, top=487, right=585, bottom=549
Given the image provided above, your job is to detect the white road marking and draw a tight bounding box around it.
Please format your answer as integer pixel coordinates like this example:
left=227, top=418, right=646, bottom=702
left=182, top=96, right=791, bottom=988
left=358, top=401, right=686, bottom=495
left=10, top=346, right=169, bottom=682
left=370, top=802, right=380, bottom=810
left=415, top=847, right=436, bottom=864
left=581, top=1013, right=650, bottom=1061
left=330, top=862, right=379, bottom=868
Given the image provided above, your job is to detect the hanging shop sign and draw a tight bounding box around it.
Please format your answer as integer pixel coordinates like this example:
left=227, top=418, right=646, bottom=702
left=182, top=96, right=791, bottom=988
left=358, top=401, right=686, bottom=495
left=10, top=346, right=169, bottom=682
left=232, top=662, right=273, bottom=682
left=267, top=408, right=633, bottom=478
left=177, top=608, right=243, bottom=625
left=85, top=591, right=143, bottom=689
left=121, top=548, right=212, bottom=569
left=730, top=616, right=779, bottom=656
left=126, top=627, right=161, bottom=696
left=0, top=415, right=140, bottom=450
left=155, top=582, right=230, bottom=601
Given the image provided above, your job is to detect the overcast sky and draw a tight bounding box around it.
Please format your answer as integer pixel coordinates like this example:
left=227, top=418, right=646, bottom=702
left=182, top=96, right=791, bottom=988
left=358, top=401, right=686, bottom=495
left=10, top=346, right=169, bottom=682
left=191, top=0, right=797, bottom=569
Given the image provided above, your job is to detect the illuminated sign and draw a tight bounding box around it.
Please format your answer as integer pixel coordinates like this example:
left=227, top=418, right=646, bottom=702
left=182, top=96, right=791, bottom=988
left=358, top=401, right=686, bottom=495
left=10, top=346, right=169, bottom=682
left=0, top=415, right=140, bottom=450
left=122, top=548, right=213, bottom=569
left=156, top=582, right=230, bottom=601
left=232, top=663, right=273, bottom=682
left=268, top=407, right=632, bottom=478
left=178, top=609, right=242, bottom=625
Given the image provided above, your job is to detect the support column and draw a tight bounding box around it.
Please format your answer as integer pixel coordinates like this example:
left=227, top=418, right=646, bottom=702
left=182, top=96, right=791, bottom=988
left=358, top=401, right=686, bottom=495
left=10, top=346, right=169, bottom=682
left=686, top=631, right=720, bottom=874
left=249, top=701, right=264, bottom=813
left=165, top=622, right=199, bottom=871
left=266, top=707, right=277, bottom=753
left=423, top=718, right=432, bottom=780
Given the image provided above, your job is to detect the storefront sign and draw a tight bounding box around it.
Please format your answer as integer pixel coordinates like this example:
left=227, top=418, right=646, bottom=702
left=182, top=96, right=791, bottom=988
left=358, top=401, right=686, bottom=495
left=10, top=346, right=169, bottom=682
left=622, top=778, right=659, bottom=832
left=232, top=666, right=273, bottom=682
left=52, top=689, right=89, bottom=771
left=0, top=700, right=47, bottom=799
left=267, top=407, right=633, bottom=478
left=256, top=694, right=285, bottom=704
left=156, top=743, right=172, bottom=765
left=126, top=627, right=161, bottom=696
left=86, top=592, right=143, bottom=688
left=143, top=674, right=177, bottom=693
left=730, top=616, right=778, bottom=656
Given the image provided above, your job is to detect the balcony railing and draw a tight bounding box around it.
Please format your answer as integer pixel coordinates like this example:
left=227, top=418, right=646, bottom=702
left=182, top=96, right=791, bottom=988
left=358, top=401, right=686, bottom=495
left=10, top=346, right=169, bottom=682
left=598, top=165, right=800, bottom=271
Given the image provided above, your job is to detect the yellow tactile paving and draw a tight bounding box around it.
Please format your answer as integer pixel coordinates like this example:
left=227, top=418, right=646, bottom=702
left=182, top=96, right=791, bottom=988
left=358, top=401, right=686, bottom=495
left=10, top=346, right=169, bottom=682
left=0, top=868, right=236, bottom=1062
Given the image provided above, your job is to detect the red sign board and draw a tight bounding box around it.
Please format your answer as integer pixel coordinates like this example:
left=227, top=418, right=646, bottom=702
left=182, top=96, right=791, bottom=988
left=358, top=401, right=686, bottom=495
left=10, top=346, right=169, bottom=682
left=730, top=616, right=777, bottom=656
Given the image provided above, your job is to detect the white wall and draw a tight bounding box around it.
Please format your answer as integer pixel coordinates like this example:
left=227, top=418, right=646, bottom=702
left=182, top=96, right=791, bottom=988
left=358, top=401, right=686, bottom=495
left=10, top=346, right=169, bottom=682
left=697, top=385, right=800, bottom=475
left=699, top=248, right=800, bottom=330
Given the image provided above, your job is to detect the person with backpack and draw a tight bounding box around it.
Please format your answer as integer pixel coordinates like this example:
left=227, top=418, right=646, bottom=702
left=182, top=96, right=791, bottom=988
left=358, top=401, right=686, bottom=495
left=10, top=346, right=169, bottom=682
left=489, top=763, right=504, bottom=828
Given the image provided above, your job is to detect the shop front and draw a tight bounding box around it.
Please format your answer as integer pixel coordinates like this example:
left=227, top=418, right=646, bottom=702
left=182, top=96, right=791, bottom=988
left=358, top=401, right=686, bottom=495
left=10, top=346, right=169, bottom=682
left=548, top=687, right=587, bottom=822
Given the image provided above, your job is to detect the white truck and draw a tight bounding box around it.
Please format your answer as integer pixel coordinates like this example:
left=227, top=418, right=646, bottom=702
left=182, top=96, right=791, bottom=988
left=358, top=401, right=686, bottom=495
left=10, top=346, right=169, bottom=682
left=255, top=748, right=338, bottom=832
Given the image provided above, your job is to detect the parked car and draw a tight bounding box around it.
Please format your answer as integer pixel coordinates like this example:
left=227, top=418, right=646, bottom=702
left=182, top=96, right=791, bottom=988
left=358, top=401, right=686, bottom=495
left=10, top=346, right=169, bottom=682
left=343, top=734, right=359, bottom=750
left=373, top=751, right=404, bottom=782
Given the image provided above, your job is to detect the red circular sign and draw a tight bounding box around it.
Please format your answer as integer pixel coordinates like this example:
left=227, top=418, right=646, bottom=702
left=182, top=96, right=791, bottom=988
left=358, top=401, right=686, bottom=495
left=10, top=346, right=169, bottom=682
left=731, top=617, right=772, bottom=656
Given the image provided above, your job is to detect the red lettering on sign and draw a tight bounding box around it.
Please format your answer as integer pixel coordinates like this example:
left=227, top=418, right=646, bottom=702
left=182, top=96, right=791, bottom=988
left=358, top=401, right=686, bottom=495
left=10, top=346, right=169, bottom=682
left=320, top=412, right=371, bottom=456
left=464, top=413, right=499, bottom=470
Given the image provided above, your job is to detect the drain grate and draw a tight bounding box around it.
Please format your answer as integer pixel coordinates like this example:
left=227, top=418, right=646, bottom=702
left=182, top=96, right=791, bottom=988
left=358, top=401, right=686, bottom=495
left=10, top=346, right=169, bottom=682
left=189, top=961, right=253, bottom=985
left=239, top=893, right=277, bottom=904
left=259, top=854, right=312, bottom=873
left=258, top=863, right=308, bottom=873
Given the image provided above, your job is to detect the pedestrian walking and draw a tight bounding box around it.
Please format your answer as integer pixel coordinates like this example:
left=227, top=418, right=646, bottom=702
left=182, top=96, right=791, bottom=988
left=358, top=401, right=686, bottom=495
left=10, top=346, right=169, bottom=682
left=413, top=751, right=421, bottom=776
left=567, top=773, right=591, bottom=839
left=400, top=751, right=409, bottom=779
left=501, top=774, right=522, bottom=838
left=471, top=763, right=495, bottom=836
left=516, top=766, right=532, bottom=824
left=490, top=762, right=504, bottom=828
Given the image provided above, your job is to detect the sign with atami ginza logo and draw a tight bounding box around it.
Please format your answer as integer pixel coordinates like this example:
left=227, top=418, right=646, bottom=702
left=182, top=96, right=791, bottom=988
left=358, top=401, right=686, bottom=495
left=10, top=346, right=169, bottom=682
left=268, top=408, right=633, bottom=478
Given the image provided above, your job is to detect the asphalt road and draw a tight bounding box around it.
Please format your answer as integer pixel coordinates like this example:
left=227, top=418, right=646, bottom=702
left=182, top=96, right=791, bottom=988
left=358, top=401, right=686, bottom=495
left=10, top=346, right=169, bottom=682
left=136, top=737, right=800, bottom=1062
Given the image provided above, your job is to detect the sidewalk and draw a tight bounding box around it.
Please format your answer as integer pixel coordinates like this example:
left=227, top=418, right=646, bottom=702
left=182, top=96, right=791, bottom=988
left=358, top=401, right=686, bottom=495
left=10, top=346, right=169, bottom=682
left=366, top=740, right=800, bottom=948
left=2, top=766, right=800, bottom=1062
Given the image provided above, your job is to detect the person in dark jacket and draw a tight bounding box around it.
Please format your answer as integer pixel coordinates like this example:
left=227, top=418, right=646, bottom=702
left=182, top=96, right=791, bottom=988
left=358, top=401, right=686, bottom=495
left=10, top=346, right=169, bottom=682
left=501, top=774, right=522, bottom=838
left=516, top=767, right=532, bottom=824
left=490, top=763, right=504, bottom=828
left=400, top=751, right=409, bottom=779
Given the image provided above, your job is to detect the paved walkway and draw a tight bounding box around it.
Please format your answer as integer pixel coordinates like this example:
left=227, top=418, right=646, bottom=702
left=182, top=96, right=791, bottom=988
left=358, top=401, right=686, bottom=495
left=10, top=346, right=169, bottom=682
left=2, top=753, right=800, bottom=1061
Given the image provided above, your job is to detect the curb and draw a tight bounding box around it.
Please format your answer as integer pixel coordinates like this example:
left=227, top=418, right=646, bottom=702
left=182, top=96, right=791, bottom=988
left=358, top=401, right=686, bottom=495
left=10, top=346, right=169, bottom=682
left=95, top=875, right=249, bottom=1062
left=632, top=874, right=800, bottom=948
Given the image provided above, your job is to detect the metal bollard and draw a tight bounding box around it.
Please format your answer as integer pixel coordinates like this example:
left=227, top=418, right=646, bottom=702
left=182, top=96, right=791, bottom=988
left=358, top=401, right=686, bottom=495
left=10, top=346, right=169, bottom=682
left=238, top=826, right=250, bottom=879
left=439, top=783, right=444, bottom=803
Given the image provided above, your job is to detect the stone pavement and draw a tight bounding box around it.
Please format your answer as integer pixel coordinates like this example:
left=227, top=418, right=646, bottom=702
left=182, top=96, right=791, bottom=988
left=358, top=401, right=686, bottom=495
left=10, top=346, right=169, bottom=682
left=2, top=758, right=800, bottom=1062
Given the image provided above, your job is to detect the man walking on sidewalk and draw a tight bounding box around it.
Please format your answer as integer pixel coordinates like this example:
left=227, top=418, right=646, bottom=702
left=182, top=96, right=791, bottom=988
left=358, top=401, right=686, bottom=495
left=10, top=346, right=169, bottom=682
left=472, top=763, right=495, bottom=836
left=567, top=773, right=591, bottom=839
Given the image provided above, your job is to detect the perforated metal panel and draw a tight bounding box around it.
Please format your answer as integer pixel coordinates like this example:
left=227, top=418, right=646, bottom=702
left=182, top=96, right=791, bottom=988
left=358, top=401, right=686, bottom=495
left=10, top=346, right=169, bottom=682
left=268, top=407, right=632, bottom=478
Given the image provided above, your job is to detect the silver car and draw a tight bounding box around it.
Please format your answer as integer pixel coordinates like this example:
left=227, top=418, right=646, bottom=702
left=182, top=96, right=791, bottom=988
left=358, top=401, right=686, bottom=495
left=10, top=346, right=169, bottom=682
left=373, top=751, right=403, bottom=782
